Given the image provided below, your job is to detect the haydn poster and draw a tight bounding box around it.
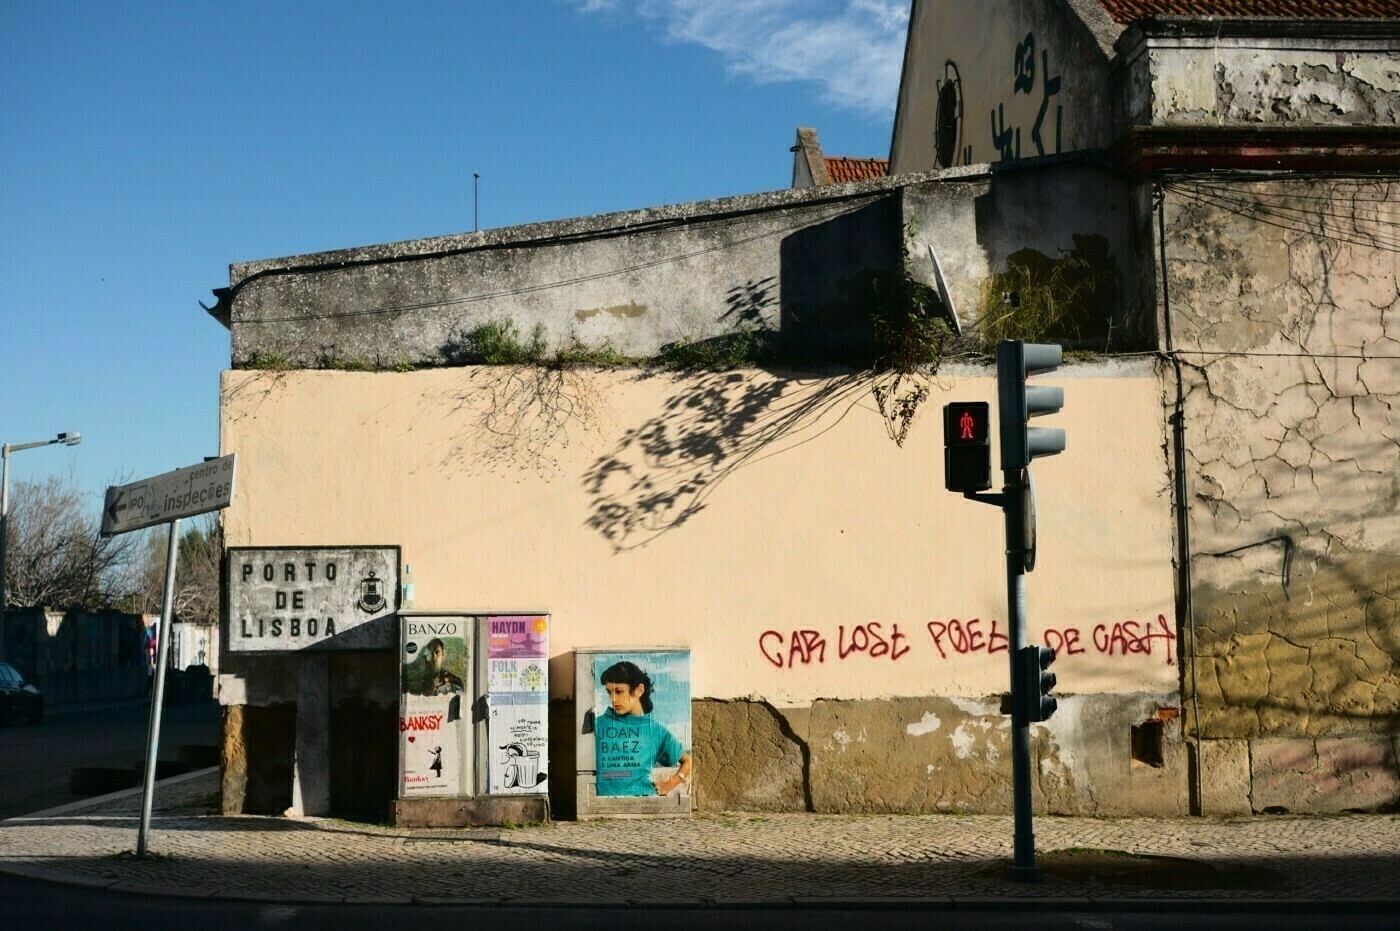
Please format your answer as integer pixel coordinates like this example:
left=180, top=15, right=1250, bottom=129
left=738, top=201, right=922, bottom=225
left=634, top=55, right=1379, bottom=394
left=487, top=615, right=549, bottom=795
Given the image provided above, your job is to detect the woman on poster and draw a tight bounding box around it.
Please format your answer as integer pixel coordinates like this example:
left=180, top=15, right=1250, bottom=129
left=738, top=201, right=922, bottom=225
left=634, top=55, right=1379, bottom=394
left=595, top=660, right=692, bottom=797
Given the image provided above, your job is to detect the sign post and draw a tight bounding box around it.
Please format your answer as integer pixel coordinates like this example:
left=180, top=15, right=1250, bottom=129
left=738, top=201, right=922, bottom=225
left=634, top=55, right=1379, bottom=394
left=101, top=454, right=236, bottom=858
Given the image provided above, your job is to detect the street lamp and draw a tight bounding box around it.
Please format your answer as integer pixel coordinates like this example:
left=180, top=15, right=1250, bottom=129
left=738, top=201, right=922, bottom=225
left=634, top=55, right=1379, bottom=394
left=0, top=431, right=82, bottom=661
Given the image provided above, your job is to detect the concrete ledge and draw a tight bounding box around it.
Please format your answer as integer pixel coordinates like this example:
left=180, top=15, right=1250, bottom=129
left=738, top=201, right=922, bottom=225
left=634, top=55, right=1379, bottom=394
left=393, top=795, right=549, bottom=827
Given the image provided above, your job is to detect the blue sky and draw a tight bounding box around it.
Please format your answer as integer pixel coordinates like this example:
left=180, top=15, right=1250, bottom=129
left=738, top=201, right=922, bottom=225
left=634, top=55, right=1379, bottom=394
left=1, top=0, right=905, bottom=508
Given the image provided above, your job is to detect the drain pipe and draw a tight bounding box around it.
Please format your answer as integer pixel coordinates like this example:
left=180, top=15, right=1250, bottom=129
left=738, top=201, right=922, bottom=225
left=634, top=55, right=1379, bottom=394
left=1156, top=183, right=1205, bottom=815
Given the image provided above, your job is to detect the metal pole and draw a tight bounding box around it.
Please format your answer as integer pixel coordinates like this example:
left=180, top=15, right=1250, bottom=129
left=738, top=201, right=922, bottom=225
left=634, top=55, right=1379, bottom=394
left=137, top=517, right=180, bottom=858
left=473, top=172, right=480, bottom=232
left=0, top=445, right=10, bottom=663
left=1004, top=469, right=1041, bottom=882
left=0, top=433, right=81, bottom=662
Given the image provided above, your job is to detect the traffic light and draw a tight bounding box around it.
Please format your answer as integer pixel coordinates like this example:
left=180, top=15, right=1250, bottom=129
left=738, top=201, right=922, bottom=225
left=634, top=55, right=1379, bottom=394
left=996, top=340, right=1065, bottom=471
left=1018, top=645, right=1058, bottom=722
left=943, top=401, right=991, bottom=493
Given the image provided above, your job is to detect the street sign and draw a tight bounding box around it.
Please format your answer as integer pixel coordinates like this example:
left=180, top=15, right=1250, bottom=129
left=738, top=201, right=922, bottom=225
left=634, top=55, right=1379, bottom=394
left=101, top=454, right=236, bottom=536
left=226, top=546, right=400, bottom=652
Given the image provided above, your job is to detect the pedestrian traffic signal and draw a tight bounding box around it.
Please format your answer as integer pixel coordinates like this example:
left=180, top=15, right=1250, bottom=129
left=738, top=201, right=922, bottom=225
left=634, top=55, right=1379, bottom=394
left=1019, top=645, right=1058, bottom=723
left=996, top=340, right=1065, bottom=471
left=943, top=401, right=991, bottom=493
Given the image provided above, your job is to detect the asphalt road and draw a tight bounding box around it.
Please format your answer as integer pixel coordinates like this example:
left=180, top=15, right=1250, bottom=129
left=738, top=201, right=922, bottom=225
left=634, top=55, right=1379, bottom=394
left=1, top=872, right=1398, bottom=931
left=0, top=697, right=219, bottom=819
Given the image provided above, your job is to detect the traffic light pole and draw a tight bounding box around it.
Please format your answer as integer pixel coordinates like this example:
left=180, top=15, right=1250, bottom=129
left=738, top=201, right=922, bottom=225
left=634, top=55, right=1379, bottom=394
left=1002, top=468, right=1040, bottom=882
left=952, top=339, right=1064, bottom=883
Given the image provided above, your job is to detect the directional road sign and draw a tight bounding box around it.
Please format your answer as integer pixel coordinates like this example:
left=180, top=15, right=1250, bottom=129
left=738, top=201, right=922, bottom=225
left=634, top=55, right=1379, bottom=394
left=101, top=454, right=236, bottom=536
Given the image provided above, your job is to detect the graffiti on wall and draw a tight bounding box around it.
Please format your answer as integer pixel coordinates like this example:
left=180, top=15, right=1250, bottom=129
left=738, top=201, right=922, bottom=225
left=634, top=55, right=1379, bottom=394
left=990, top=32, right=1062, bottom=162
left=759, top=615, right=1175, bottom=668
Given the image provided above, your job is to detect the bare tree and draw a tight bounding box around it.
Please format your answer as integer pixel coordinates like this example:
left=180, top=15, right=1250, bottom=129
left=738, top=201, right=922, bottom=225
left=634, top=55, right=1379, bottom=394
left=2, top=472, right=140, bottom=611
left=124, top=517, right=223, bottom=626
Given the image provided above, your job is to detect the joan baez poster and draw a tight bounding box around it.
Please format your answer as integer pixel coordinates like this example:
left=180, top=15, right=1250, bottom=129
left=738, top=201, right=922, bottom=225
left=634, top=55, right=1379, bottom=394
left=590, top=651, right=692, bottom=797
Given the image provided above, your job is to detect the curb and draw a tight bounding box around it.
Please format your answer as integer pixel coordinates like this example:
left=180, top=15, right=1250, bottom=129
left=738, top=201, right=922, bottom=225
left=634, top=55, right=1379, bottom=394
left=1, top=766, right=219, bottom=822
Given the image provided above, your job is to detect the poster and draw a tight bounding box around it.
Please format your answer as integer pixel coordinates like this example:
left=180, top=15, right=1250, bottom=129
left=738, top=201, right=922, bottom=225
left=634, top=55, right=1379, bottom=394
left=487, top=615, right=549, bottom=794
left=590, top=651, right=691, bottom=798
left=399, top=617, right=470, bottom=797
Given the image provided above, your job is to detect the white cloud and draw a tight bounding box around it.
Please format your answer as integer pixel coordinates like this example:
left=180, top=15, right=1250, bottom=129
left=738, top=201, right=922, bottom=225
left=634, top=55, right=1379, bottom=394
left=570, top=0, right=908, bottom=115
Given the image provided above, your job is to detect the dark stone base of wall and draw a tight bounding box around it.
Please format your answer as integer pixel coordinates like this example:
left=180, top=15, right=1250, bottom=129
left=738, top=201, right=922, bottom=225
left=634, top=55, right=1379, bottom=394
left=394, top=795, right=550, bottom=827
left=692, top=693, right=1191, bottom=817
left=1196, top=736, right=1400, bottom=815
left=221, top=703, right=294, bottom=815
left=223, top=691, right=1197, bottom=819
left=329, top=698, right=398, bottom=822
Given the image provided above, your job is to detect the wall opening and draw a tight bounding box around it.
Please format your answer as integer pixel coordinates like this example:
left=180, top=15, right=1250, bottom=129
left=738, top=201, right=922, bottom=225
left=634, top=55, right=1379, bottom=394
left=1131, top=720, right=1165, bottom=768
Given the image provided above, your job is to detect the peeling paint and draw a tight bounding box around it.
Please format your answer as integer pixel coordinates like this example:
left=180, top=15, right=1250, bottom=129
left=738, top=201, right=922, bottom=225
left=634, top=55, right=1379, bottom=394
left=951, top=724, right=976, bottom=759
left=906, top=711, right=942, bottom=736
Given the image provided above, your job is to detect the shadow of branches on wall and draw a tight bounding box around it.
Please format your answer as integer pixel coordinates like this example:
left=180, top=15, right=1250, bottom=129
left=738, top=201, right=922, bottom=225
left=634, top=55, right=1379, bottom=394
left=582, top=369, right=882, bottom=552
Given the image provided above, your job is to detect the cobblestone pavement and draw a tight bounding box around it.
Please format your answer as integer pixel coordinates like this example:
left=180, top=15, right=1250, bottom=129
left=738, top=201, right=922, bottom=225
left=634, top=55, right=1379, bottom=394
left=2, top=769, right=1398, bottom=907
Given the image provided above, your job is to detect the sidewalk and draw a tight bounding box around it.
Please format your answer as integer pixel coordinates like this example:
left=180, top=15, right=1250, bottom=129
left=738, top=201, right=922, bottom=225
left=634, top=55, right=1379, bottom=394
left=2, top=769, right=1399, bottom=909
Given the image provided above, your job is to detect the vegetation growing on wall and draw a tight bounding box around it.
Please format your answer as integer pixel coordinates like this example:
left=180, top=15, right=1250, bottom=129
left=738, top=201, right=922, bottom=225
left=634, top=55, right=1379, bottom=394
left=974, top=235, right=1120, bottom=351
left=866, top=257, right=955, bottom=446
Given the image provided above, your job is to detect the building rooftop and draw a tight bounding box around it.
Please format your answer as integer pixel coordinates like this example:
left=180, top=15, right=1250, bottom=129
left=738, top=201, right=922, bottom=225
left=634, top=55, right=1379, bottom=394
left=1098, top=0, right=1400, bottom=20
left=823, top=157, right=889, bottom=184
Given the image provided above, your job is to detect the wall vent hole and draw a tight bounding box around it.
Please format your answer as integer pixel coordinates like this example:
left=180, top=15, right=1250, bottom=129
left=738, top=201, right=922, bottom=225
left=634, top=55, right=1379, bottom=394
left=1131, top=720, right=1165, bottom=768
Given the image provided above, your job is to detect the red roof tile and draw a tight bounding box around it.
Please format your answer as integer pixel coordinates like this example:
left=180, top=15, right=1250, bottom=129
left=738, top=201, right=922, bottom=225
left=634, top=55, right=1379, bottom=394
left=1099, top=0, right=1400, bottom=19
left=824, top=157, right=889, bottom=184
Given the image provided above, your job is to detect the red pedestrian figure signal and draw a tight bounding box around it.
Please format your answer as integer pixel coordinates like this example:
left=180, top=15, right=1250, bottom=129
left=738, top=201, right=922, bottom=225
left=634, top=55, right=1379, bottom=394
left=943, top=401, right=991, bottom=492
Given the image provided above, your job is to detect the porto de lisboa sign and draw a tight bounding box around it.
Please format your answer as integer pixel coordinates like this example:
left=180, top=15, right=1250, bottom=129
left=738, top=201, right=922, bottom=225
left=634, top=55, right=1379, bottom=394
left=226, top=546, right=401, bottom=653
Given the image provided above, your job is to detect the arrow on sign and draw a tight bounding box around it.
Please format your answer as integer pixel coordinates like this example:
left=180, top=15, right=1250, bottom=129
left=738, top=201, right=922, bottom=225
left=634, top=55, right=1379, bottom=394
left=105, top=490, right=127, bottom=527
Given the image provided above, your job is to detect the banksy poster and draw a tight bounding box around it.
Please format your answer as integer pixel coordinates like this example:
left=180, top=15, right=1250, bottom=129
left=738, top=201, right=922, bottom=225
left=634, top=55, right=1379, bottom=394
left=227, top=546, right=399, bottom=652
left=590, top=651, right=691, bottom=798
left=399, top=616, right=471, bottom=797
left=486, top=615, right=549, bottom=795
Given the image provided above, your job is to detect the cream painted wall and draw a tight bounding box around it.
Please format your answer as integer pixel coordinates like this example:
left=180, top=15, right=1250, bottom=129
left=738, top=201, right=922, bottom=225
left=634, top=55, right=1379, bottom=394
left=220, top=363, right=1175, bottom=704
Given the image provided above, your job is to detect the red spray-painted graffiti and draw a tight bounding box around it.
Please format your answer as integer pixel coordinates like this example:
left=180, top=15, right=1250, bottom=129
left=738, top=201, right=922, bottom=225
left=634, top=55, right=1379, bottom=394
left=1044, top=615, right=1176, bottom=665
left=759, top=623, right=912, bottom=668
left=399, top=713, right=445, bottom=732
left=926, top=619, right=1009, bottom=658
left=758, top=615, right=1175, bottom=668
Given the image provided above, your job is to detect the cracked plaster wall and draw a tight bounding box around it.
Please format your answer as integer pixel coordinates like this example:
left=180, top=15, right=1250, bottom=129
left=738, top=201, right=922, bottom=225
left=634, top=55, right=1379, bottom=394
left=1129, top=35, right=1400, bottom=127
left=1163, top=178, right=1400, bottom=810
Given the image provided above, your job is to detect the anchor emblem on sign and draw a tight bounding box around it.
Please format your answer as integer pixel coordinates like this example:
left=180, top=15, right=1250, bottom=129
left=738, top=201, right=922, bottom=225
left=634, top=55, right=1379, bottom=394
left=357, top=573, right=386, bottom=613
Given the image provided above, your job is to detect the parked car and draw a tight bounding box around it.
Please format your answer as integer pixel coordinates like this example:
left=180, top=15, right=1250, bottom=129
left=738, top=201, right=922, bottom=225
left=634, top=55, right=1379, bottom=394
left=0, top=662, right=42, bottom=725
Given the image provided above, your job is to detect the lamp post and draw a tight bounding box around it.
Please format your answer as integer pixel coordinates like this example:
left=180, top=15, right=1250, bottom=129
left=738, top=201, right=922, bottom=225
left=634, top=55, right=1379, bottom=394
left=0, top=431, right=82, bottom=661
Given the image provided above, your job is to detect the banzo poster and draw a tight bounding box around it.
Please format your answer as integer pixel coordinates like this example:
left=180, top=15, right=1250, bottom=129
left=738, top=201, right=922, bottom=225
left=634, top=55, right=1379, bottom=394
left=226, top=546, right=400, bottom=652
left=400, top=616, right=471, bottom=797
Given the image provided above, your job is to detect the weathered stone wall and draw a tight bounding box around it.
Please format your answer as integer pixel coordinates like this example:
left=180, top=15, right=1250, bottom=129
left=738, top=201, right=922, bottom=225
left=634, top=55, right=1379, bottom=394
left=226, top=182, right=905, bottom=368
left=1163, top=177, right=1400, bottom=813
left=1124, top=21, right=1400, bottom=128
left=223, top=159, right=1142, bottom=371
left=693, top=693, right=1187, bottom=817
left=219, top=653, right=399, bottom=818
